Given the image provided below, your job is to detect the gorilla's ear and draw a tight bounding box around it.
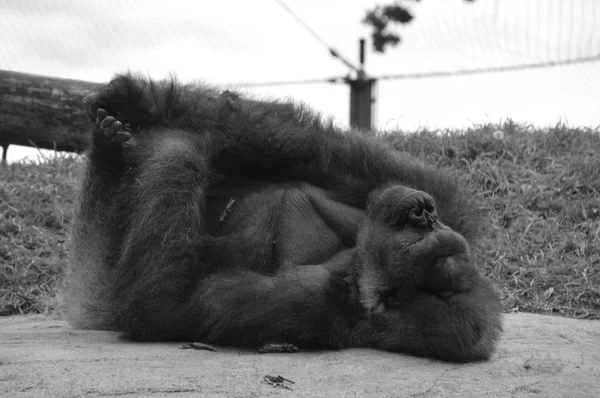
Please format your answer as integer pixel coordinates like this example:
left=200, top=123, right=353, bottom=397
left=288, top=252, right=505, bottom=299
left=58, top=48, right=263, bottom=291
left=367, top=186, right=437, bottom=230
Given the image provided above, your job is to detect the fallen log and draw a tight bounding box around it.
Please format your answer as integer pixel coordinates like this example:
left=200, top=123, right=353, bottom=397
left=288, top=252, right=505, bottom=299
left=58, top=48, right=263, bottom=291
left=0, top=70, right=102, bottom=158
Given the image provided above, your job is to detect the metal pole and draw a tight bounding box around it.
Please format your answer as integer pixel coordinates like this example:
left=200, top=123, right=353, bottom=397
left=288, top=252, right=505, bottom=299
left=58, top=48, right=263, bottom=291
left=349, top=38, right=376, bottom=130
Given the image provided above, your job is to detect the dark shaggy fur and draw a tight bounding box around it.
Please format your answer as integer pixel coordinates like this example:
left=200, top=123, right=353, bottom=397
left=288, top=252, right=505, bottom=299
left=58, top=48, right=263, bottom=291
left=65, top=73, right=502, bottom=362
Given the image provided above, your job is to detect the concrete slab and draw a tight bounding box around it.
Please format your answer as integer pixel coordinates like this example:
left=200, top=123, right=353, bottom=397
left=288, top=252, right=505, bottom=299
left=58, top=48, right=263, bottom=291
left=1, top=313, right=598, bottom=397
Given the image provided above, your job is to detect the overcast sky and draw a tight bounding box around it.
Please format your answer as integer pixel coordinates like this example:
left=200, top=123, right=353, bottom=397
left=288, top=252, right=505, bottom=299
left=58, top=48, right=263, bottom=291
left=2, top=0, right=599, bottom=162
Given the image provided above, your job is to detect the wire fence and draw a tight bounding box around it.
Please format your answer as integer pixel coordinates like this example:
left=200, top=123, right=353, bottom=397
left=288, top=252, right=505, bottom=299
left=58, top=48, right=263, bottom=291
left=1, top=0, right=599, bottom=132
left=224, top=0, right=599, bottom=85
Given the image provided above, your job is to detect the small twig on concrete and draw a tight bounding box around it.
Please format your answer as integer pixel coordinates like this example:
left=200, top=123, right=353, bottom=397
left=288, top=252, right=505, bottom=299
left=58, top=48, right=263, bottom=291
left=179, top=342, right=220, bottom=352
left=264, top=375, right=295, bottom=391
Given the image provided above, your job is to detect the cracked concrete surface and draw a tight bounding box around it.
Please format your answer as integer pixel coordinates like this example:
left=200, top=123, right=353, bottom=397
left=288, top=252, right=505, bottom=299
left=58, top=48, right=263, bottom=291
left=1, top=313, right=599, bottom=397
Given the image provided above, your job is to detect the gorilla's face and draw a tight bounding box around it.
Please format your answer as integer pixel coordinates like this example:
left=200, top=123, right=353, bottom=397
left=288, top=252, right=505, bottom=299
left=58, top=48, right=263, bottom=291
left=357, top=186, right=476, bottom=314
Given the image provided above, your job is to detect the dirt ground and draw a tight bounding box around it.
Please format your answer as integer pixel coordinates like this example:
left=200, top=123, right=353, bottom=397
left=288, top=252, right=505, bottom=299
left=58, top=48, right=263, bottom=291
left=1, top=313, right=598, bottom=397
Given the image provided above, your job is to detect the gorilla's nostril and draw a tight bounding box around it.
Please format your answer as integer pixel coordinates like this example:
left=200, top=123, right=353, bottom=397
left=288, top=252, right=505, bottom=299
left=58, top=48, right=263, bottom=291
left=407, top=206, right=428, bottom=228
left=414, top=205, right=424, bottom=217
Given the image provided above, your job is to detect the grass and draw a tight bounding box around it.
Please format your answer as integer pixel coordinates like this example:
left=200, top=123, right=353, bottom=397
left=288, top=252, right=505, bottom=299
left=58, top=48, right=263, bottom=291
left=0, top=153, right=81, bottom=315
left=1, top=121, right=599, bottom=319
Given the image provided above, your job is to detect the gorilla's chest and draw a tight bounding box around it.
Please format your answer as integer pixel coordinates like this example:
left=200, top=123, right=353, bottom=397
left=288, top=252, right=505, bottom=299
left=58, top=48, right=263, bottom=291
left=205, top=180, right=354, bottom=272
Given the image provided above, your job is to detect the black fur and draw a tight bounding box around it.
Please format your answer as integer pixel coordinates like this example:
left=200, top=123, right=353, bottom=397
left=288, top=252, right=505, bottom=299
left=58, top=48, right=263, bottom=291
left=65, top=73, right=502, bottom=362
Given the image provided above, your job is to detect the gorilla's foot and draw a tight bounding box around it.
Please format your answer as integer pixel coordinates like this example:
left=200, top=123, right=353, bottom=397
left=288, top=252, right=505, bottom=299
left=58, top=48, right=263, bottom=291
left=92, top=108, right=132, bottom=148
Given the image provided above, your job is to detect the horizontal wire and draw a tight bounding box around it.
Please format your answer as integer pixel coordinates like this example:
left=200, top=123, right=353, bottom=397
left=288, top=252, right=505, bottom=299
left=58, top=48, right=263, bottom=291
left=378, top=54, right=600, bottom=81
left=222, top=54, right=600, bottom=87
left=216, top=76, right=341, bottom=88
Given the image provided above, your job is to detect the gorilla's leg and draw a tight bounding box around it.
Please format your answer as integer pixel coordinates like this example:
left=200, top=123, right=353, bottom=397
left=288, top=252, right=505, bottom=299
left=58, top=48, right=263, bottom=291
left=67, top=110, right=134, bottom=329
left=68, top=110, right=356, bottom=348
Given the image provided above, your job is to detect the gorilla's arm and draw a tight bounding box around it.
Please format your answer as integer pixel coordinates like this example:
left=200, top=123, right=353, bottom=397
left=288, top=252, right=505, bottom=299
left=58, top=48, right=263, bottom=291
left=188, top=267, right=357, bottom=348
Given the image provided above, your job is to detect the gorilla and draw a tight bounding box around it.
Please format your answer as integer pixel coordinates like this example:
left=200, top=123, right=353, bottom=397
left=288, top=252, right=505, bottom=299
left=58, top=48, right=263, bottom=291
left=64, top=73, right=502, bottom=362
